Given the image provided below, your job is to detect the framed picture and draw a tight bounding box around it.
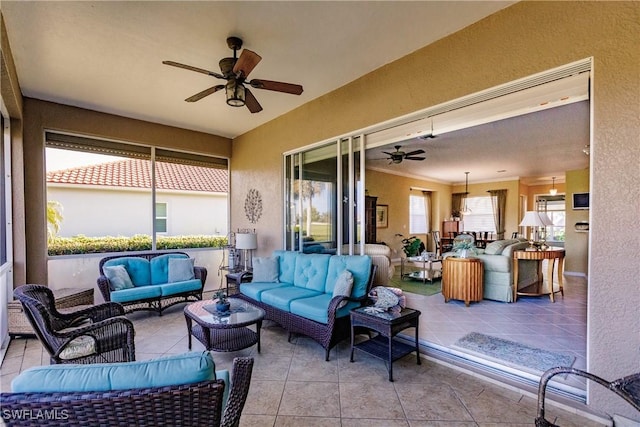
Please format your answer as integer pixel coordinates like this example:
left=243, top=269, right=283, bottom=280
left=376, top=205, right=388, bottom=228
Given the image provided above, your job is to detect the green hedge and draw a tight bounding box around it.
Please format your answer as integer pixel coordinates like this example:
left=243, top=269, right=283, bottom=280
left=48, top=234, right=228, bottom=256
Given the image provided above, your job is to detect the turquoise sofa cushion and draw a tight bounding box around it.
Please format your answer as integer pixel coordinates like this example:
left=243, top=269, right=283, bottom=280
left=260, top=287, right=322, bottom=312
left=12, top=352, right=215, bottom=393
left=325, top=255, right=372, bottom=298
left=252, top=256, right=279, bottom=282
left=158, top=279, right=202, bottom=297
left=168, top=257, right=195, bottom=283
left=293, top=253, right=330, bottom=291
left=103, top=257, right=151, bottom=286
left=289, top=293, right=360, bottom=324
left=110, top=284, right=162, bottom=303
left=150, top=253, right=189, bottom=285
left=273, top=250, right=299, bottom=284
left=240, top=282, right=292, bottom=301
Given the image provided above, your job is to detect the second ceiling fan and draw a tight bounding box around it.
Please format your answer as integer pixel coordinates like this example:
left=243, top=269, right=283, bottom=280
left=163, top=37, right=303, bottom=113
left=380, top=145, right=426, bottom=164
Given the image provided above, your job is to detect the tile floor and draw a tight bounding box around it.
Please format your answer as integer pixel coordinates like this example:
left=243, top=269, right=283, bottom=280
left=1, top=278, right=603, bottom=426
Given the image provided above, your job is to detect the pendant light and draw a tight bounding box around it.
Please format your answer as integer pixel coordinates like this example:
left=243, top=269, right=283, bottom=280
left=549, top=177, right=557, bottom=196
left=461, top=172, right=472, bottom=214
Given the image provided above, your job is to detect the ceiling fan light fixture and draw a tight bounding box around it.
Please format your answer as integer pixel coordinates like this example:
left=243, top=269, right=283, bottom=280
left=226, top=80, right=246, bottom=107
left=461, top=171, right=472, bottom=215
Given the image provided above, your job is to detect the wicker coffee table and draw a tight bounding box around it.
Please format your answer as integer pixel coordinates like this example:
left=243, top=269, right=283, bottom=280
left=184, top=298, right=265, bottom=353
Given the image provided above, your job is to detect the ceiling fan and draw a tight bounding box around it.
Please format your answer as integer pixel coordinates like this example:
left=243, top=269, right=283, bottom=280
left=379, top=145, right=426, bottom=164
left=163, top=36, right=303, bottom=113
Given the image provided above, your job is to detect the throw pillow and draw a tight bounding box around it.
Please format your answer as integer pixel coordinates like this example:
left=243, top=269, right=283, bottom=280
left=104, top=265, right=134, bottom=291
left=252, top=256, right=279, bottom=283
left=168, top=257, right=195, bottom=282
left=333, top=270, right=354, bottom=308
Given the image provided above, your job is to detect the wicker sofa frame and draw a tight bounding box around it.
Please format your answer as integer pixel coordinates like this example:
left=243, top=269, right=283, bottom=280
left=0, top=357, right=254, bottom=427
left=236, top=265, right=376, bottom=361
left=97, top=251, right=208, bottom=315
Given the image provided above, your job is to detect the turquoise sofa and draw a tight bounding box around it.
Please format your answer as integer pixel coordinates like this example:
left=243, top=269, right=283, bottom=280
left=97, top=252, right=207, bottom=315
left=1, top=352, right=253, bottom=427
left=237, top=250, right=374, bottom=360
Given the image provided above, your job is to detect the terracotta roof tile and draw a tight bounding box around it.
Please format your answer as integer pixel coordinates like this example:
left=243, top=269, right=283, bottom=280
left=47, top=159, right=228, bottom=193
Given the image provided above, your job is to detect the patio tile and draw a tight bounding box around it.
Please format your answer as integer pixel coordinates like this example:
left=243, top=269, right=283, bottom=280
left=339, top=381, right=405, bottom=419
left=395, top=382, right=474, bottom=422
left=278, top=381, right=340, bottom=417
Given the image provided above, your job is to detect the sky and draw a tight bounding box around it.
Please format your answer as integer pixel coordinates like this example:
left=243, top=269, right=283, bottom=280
left=46, top=148, right=121, bottom=171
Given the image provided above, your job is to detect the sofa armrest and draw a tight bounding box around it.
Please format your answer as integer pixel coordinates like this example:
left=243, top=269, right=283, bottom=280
left=194, top=266, right=207, bottom=287
left=97, top=275, right=112, bottom=302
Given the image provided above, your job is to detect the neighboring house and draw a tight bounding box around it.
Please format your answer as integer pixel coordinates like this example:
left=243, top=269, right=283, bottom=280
left=47, top=159, right=228, bottom=238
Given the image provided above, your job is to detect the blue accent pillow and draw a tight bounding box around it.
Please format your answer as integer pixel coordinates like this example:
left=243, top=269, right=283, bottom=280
left=168, top=257, right=195, bottom=282
left=252, top=256, right=279, bottom=282
left=104, top=265, right=134, bottom=291
left=333, top=270, right=354, bottom=308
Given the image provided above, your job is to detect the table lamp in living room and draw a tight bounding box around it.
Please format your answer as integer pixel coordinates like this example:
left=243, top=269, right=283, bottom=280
left=235, top=232, right=258, bottom=271
left=519, top=211, right=553, bottom=250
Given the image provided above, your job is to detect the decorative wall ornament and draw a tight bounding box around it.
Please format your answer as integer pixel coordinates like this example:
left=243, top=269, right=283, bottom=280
left=244, top=188, right=263, bottom=224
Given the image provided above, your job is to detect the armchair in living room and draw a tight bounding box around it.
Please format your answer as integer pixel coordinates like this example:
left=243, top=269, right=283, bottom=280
left=343, top=243, right=394, bottom=286
left=14, top=284, right=135, bottom=364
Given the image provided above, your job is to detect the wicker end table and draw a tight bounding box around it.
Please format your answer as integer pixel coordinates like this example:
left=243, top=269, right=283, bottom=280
left=184, top=297, right=265, bottom=353
left=9, top=287, right=94, bottom=336
left=349, top=307, right=421, bottom=382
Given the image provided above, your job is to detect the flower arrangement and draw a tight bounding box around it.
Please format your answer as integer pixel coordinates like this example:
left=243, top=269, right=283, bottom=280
left=453, top=239, right=477, bottom=258
left=212, top=290, right=230, bottom=311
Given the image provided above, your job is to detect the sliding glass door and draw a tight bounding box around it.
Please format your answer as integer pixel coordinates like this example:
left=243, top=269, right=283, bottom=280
left=284, top=136, right=364, bottom=255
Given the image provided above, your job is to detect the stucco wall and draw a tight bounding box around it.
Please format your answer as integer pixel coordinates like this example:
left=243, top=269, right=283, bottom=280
left=231, top=2, right=640, bottom=419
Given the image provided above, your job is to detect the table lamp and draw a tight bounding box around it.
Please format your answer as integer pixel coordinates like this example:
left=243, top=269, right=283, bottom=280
left=519, top=211, right=552, bottom=250
left=235, top=232, right=258, bottom=271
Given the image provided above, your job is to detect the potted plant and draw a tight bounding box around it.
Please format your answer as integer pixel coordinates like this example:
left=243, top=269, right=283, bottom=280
left=453, top=239, right=477, bottom=258
left=212, top=290, right=230, bottom=312
left=400, top=235, right=424, bottom=258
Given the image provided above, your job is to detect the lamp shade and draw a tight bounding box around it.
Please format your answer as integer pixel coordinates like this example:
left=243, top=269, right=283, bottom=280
left=519, top=211, right=549, bottom=227
left=235, top=233, right=257, bottom=250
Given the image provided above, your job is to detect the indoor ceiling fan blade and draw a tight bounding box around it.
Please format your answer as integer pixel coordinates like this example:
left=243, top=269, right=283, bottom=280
left=233, top=49, right=262, bottom=78
left=382, top=151, right=397, bottom=156
left=405, top=156, right=426, bottom=161
left=162, top=61, right=225, bottom=79
left=404, top=149, right=426, bottom=156
left=249, top=79, right=303, bottom=95
left=184, top=85, right=225, bottom=102
left=244, top=88, right=263, bottom=114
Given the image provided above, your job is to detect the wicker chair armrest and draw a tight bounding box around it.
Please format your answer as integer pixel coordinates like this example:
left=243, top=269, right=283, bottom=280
left=194, top=266, right=207, bottom=287
left=96, top=275, right=112, bottom=302
left=69, top=302, right=125, bottom=322
left=221, top=357, right=254, bottom=427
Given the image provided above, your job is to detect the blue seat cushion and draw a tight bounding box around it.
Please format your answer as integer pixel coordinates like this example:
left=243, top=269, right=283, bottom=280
left=12, top=352, right=215, bottom=393
left=240, top=282, right=292, bottom=302
left=158, top=279, right=202, bottom=297
left=150, top=253, right=189, bottom=285
left=289, top=294, right=360, bottom=324
left=260, top=287, right=322, bottom=312
left=103, top=257, right=151, bottom=286
left=110, top=284, right=162, bottom=303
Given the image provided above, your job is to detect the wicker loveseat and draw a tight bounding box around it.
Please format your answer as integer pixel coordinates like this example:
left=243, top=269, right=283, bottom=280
left=0, top=352, right=253, bottom=427
left=236, top=250, right=375, bottom=361
left=97, top=251, right=207, bottom=315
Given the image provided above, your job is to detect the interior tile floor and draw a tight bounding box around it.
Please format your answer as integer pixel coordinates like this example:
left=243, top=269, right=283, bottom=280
left=1, top=277, right=603, bottom=427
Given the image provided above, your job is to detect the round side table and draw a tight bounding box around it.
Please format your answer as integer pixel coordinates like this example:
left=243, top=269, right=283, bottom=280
left=442, top=257, right=484, bottom=307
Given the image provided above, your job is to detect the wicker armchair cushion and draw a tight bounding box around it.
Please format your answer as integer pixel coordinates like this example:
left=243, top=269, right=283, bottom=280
left=168, top=257, right=195, bottom=282
left=103, top=265, right=134, bottom=291
left=12, top=351, right=216, bottom=393
left=252, top=256, right=280, bottom=282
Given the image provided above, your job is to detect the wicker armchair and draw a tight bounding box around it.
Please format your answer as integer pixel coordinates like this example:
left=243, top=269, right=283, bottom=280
left=0, top=357, right=254, bottom=427
left=14, top=284, right=135, bottom=364
left=535, top=367, right=640, bottom=426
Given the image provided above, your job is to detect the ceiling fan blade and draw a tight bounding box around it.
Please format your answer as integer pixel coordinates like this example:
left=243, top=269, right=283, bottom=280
left=249, top=79, right=303, bottom=95
left=404, top=149, right=426, bottom=156
left=162, top=61, right=225, bottom=79
left=233, top=49, right=262, bottom=78
left=382, top=151, right=397, bottom=156
left=184, top=85, right=225, bottom=102
left=405, top=156, right=426, bottom=161
left=244, top=88, right=263, bottom=114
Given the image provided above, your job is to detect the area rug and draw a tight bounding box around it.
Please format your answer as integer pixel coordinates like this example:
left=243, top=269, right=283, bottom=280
left=453, top=332, right=575, bottom=375
left=388, top=274, right=442, bottom=297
